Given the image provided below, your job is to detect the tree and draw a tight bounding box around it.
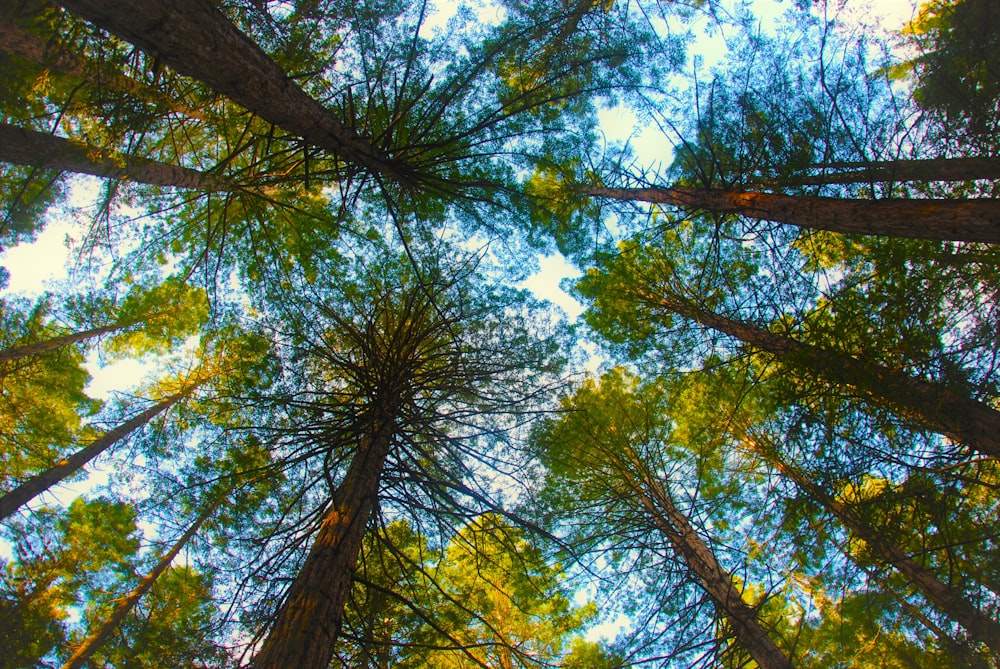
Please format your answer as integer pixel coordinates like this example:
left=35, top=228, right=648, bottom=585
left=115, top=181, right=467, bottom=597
left=0, top=497, right=140, bottom=669
left=0, top=275, right=208, bottom=364
left=579, top=236, right=1000, bottom=459
left=536, top=369, right=795, bottom=669
left=61, top=497, right=221, bottom=669
left=252, top=249, right=563, bottom=669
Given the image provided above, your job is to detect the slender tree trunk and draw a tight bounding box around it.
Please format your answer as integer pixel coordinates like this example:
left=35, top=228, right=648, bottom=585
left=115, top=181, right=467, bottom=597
left=584, top=185, right=1000, bottom=244
left=0, top=321, right=129, bottom=364
left=61, top=500, right=219, bottom=669
left=0, top=388, right=192, bottom=520
left=777, top=157, right=1000, bottom=186
left=0, top=123, right=231, bottom=191
left=253, top=398, right=399, bottom=669
left=653, top=293, right=1000, bottom=459
left=58, top=0, right=403, bottom=182
left=758, top=445, right=1000, bottom=655
left=0, top=20, right=204, bottom=119
left=630, top=470, right=794, bottom=669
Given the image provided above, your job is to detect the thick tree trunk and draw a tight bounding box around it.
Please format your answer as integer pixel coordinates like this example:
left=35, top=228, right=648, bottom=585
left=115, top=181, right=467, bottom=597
left=252, top=399, right=399, bottom=669
left=0, top=123, right=231, bottom=190
left=0, top=389, right=191, bottom=520
left=0, top=321, right=128, bottom=364
left=58, top=0, right=402, bottom=181
left=656, top=294, right=1000, bottom=459
left=60, top=500, right=218, bottom=669
left=633, top=472, right=794, bottom=669
left=780, top=156, right=1000, bottom=186
left=0, top=20, right=203, bottom=119
left=584, top=185, right=1000, bottom=244
left=761, top=448, right=1000, bottom=655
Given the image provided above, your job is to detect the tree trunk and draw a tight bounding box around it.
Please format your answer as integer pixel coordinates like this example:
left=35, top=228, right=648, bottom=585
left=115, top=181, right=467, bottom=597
left=631, top=471, right=794, bottom=669
left=778, top=157, right=1000, bottom=186
left=252, top=398, right=399, bottom=669
left=0, top=320, right=129, bottom=364
left=58, top=0, right=403, bottom=182
left=0, top=123, right=231, bottom=191
left=759, top=445, right=1000, bottom=655
left=60, top=500, right=219, bottom=669
left=0, top=388, right=192, bottom=520
left=654, top=293, right=1000, bottom=459
left=584, top=185, right=1000, bottom=244
left=0, top=19, right=204, bottom=119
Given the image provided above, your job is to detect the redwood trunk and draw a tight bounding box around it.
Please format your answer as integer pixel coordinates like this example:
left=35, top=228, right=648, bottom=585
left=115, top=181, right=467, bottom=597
left=764, top=451, right=1000, bottom=654
left=0, top=390, right=190, bottom=520
left=0, top=321, right=128, bottom=364
left=0, top=123, right=231, bottom=191
left=58, top=0, right=400, bottom=181
left=634, top=474, right=794, bottom=669
left=585, top=185, right=1000, bottom=244
left=252, top=400, right=398, bottom=669
left=61, top=500, right=218, bottom=669
left=658, top=295, right=1000, bottom=459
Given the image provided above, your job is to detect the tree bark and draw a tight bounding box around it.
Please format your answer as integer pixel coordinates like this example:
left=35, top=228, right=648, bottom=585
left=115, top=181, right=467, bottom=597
left=0, top=320, right=129, bottom=364
left=0, top=388, right=192, bottom=520
left=0, top=123, right=232, bottom=191
left=61, top=500, right=218, bottom=669
left=252, top=398, right=399, bottom=669
left=58, top=0, right=403, bottom=181
left=760, top=446, right=1000, bottom=655
left=779, top=156, right=1000, bottom=186
left=631, top=471, right=794, bottom=669
left=654, top=293, right=1000, bottom=459
left=584, top=185, right=1000, bottom=244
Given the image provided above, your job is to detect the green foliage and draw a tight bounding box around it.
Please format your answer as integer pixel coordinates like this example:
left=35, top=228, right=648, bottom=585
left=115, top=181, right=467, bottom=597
left=899, top=0, right=1000, bottom=146
left=0, top=497, right=139, bottom=668
left=339, top=516, right=597, bottom=669
left=0, top=298, right=100, bottom=485
left=85, top=566, right=225, bottom=669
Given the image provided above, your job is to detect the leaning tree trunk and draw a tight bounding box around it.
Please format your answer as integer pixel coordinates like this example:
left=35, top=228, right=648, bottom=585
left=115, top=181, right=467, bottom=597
left=252, top=397, right=400, bottom=669
left=58, top=0, right=403, bottom=182
left=0, top=386, right=195, bottom=520
left=0, top=123, right=231, bottom=191
left=775, top=156, right=1000, bottom=186
left=61, top=499, right=219, bottom=669
left=0, top=320, right=130, bottom=364
left=630, top=470, right=794, bottom=669
left=652, top=293, right=1000, bottom=459
left=584, top=185, right=1000, bottom=244
left=758, top=444, right=1000, bottom=655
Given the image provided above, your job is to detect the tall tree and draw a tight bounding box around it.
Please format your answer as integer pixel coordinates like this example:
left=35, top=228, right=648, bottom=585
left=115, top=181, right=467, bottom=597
left=252, top=250, right=563, bottom=669
left=580, top=237, right=1000, bottom=459
left=536, top=369, right=795, bottom=669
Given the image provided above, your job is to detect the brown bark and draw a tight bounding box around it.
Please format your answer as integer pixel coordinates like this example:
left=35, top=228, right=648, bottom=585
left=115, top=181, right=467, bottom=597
left=58, top=0, right=403, bottom=181
left=0, top=19, right=203, bottom=119
left=61, top=500, right=218, bottom=669
left=0, top=123, right=232, bottom=190
left=0, top=321, right=128, bottom=364
left=777, top=157, right=1000, bottom=186
left=252, top=399, right=399, bottom=669
left=584, top=185, right=1000, bottom=244
left=760, top=447, right=1000, bottom=655
left=0, top=387, right=193, bottom=520
left=656, top=294, right=1000, bottom=459
left=630, top=470, right=794, bottom=669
